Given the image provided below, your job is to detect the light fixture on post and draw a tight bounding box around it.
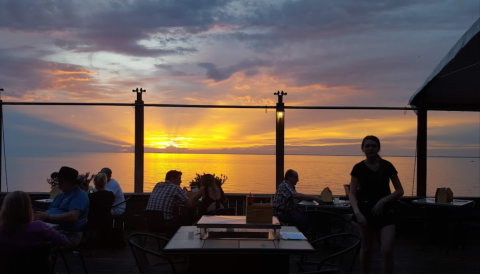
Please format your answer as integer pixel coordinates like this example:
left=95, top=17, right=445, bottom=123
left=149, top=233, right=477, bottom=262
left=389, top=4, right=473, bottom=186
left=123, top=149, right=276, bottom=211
left=274, top=91, right=287, bottom=188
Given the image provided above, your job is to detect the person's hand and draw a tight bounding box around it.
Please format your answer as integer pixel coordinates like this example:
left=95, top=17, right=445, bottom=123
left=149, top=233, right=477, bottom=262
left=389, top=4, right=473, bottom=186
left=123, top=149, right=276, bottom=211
left=34, top=211, right=48, bottom=221
left=371, top=198, right=386, bottom=217
left=355, top=212, right=367, bottom=227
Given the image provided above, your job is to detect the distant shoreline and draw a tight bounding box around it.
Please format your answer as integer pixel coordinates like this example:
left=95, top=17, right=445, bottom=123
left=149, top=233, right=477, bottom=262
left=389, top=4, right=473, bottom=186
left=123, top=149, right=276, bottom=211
left=10, top=152, right=479, bottom=159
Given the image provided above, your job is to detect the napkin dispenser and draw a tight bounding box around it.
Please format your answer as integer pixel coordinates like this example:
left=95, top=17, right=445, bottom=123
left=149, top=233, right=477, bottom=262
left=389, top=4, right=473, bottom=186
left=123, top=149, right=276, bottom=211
left=435, top=187, right=453, bottom=203
left=50, top=185, right=62, bottom=199
left=321, top=187, right=333, bottom=203
left=246, top=203, right=273, bottom=223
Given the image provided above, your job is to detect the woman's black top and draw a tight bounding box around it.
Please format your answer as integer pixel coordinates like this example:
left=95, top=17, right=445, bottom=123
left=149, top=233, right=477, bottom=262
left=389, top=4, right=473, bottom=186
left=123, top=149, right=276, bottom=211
left=202, top=186, right=225, bottom=213
left=350, top=159, right=398, bottom=229
left=351, top=159, right=397, bottom=204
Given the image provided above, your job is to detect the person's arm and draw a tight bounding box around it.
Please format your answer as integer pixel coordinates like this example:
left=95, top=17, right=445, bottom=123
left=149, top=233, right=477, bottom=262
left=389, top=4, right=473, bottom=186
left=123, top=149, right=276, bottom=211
left=37, top=222, right=70, bottom=246
left=372, top=174, right=404, bottom=216
left=292, top=193, right=321, bottom=203
left=349, top=176, right=361, bottom=215
left=181, top=187, right=201, bottom=209
left=187, top=187, right=204, bottom=208
left=349, top=176, right=367, bottom=226
left=34, top=210, right=81, bottom=224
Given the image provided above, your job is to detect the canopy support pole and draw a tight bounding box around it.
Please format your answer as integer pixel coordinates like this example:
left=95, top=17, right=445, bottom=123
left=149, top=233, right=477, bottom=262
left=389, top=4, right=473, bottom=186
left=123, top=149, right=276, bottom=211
left=416, top=109, right=427, bottom=197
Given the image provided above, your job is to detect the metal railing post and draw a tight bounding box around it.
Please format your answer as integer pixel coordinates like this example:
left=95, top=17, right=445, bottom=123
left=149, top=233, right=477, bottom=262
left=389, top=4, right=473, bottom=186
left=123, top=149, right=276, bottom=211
left=274, top=91, right=287, bottom=188
left=133, top=88, right=146, bottom=193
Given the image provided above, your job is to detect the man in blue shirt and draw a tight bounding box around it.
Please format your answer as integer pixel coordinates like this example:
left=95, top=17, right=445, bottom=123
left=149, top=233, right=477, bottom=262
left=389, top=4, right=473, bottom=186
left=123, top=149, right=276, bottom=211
left=34, top=166, right=89, bottom=247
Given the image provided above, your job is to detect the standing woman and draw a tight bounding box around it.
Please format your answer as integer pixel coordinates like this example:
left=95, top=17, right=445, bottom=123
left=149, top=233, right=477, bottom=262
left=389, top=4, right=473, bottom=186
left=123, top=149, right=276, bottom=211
left=349, top=136, right=404, bottom=274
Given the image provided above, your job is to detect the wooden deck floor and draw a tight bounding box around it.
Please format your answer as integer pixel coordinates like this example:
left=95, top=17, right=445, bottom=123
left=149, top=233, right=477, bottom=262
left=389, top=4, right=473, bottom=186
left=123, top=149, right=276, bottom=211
left=52, top=229, right=480, bottom=274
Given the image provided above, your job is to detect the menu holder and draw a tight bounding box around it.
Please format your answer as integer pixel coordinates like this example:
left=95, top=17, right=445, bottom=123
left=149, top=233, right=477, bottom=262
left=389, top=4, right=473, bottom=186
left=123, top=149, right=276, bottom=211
left=246, top=203, right=273, bottom=223
left=435, top=187, right=453, bottom=203
left=321, top=187, right=333, bottom=203
left=50, top=185, right=62, bottom=199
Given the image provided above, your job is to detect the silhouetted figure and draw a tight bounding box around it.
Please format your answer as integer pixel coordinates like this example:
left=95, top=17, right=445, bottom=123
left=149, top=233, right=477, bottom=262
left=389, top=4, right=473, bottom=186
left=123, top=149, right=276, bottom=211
left=146, top=170, right=197, bottom=217
left=349, top=135, right=404, bottom=274
left=34, top=166, right=89, bottom=247
left=98, top=168, right=125, bottom=216
left=191, top=174, right=227, bottom=214
left=88, top=173, right=115, bottom=238
left=273, top=169, right=321, bottom=236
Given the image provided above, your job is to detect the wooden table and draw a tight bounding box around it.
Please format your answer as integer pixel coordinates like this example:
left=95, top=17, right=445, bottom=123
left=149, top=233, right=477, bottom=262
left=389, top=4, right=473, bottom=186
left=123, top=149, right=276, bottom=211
left=196, top=215, right=281, bottom=239
left=412, top=198, right=474, bottom=208
left=164, top=226, right=314, bottom=274
left=298, top=200, right=352, bottom=215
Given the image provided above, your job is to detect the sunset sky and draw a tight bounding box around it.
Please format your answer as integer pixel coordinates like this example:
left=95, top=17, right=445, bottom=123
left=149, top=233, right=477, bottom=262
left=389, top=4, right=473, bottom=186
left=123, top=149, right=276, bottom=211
left=0, top=0, right=479, bottom=157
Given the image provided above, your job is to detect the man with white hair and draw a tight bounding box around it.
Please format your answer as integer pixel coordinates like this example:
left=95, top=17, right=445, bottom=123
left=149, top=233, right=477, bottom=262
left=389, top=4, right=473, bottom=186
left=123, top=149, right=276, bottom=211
left=99, top=167, right=125, bottom=216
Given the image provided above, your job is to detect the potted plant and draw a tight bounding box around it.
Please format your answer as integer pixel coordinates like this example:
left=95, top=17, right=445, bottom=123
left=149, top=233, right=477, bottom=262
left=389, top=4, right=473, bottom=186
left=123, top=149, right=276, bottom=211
left=77, top=172, right=94, bottom=192
left=189, top=173, right=228, bottom=191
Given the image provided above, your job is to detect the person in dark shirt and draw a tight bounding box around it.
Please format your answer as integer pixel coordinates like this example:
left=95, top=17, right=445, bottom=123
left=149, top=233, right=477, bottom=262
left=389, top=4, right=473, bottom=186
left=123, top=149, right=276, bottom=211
left=349, top=136, right=404, bottom=274
left=88, top=173, right=115, bottom=230
left=191, top=174, right=227, bottom=214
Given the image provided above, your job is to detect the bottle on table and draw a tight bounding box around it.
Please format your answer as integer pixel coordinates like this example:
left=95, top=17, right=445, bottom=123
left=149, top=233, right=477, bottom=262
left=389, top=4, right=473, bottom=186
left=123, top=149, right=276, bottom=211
left=248, top=192, right=254, bottom=206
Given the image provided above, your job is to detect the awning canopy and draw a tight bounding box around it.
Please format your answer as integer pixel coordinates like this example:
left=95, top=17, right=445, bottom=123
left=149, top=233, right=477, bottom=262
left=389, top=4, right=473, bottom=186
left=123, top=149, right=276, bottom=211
left=409, top=18, right=480, bottom=111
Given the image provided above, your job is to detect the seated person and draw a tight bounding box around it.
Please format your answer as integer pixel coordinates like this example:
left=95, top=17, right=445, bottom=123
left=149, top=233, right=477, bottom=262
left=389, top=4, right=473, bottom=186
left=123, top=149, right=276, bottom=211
left=0, top=191, right=69, bottom=251
left=191, top=174, right=227, bottom=214
left=146, top=170, right=197, bottom=221
left=88, top=173, right=115, bottom=230
left=98, top=168, right=125, bottom=216
left=273, top=169, right=321, bottom=236
left=34, top=166, right=90, bottom=247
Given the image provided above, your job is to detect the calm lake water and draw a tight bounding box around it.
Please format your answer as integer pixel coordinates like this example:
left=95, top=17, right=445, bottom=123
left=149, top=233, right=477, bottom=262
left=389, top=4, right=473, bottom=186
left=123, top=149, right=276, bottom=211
left=1, top=153, right=479, bottom=197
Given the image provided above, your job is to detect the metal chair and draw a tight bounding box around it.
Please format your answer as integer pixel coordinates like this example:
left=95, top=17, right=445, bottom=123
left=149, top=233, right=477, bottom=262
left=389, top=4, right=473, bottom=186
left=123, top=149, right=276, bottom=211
left=51, top=244, right=89, bottom=274
left=51, top=223, right=89, bottom=274
left=297, top=233, right=360, bottom=274
left=86, top=198, right=115, bottom=248
left=144, top=209, right=179, bottom=239
left=110, top=196, right=131, bottom=232
left=304, top=210, right=350, bottom=241
left=129, top=232, right=188, bottom=274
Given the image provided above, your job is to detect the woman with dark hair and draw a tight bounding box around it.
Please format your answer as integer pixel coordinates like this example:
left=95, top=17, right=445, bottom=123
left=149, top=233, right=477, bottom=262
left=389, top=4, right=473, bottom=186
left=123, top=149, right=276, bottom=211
left=349, top=136, right=404, bottom=274
left=0, top=191, right=69, bottom=250
left=192, top=174, right=227, bottom=213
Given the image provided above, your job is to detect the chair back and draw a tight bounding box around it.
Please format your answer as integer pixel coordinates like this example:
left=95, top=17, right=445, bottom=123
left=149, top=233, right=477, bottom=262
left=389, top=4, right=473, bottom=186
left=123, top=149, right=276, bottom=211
left=109, top=196, right=131, bottom=216
left=0, top=243, right=52, bottom=274
left=89, top=204, right=114, bottom=230
left=144, top=210, right=178, bottom=237
left=128, top=233, right=176, bottom=274
left=304, top=210, right=348, bottom=241
left=299, top=233, right=360, bottom=274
